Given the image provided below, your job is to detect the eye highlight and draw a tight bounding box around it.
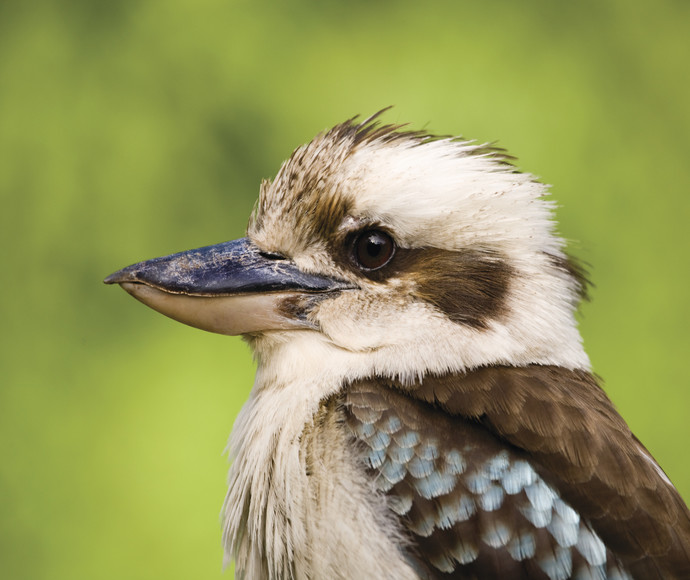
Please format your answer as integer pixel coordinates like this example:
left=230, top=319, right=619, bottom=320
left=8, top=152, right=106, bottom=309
left=352, top=230, right=396, bottom=270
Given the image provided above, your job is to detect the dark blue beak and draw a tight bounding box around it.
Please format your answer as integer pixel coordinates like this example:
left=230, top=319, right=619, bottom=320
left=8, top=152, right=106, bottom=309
left=104, top=237, right=354, bottom=335
left=104, top=237, right=352, bottom=296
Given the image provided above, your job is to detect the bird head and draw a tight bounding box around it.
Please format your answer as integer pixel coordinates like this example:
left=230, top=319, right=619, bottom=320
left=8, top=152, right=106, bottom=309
left=105, top=112, right=589, bottom=383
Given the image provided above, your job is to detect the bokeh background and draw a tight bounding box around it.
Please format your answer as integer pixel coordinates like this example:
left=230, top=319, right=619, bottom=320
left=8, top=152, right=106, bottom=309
left=1, top=1, right=688, bottom=578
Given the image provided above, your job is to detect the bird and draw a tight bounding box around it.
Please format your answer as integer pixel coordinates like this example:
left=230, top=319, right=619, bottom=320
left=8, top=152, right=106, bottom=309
left=105, top=111, right=690, bottom=580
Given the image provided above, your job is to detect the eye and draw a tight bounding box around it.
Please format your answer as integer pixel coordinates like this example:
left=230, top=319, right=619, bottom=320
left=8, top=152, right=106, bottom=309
left=352, top=230, right=396, bottom=270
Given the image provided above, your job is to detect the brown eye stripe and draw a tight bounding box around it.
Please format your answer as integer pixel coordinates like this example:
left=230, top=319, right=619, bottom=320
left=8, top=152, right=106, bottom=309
left=397, top=247, right=513, bottom=329
left=329, top=229, right=512, bottom=329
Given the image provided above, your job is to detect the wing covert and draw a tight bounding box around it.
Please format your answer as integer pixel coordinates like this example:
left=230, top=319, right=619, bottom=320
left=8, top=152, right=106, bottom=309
left=342, top=367, right=690, bottom=579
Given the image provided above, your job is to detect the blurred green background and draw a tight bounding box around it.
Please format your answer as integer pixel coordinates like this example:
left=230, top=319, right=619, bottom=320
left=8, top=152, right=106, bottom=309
left=1, top=1, right=688, bottom=578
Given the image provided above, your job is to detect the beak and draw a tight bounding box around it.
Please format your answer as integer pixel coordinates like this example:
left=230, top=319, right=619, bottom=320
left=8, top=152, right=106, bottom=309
left=104, top=237, right=354, bottom=335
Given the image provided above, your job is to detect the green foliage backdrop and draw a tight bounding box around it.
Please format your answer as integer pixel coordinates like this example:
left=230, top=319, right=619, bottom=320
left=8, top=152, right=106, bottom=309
left=1, top=1, right=688, bottom=578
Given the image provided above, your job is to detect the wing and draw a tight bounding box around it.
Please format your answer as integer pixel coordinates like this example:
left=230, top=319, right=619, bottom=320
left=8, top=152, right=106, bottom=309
left=343, top=365, right=690, bottom=579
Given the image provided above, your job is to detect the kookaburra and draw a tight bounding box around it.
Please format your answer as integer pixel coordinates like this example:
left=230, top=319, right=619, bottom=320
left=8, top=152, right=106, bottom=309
left=105, top=112, right=690, bottom=579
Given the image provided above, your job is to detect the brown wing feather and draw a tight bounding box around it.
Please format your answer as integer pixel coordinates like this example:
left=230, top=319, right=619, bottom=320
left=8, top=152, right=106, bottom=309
left=344, top=365, right=690, bottom=579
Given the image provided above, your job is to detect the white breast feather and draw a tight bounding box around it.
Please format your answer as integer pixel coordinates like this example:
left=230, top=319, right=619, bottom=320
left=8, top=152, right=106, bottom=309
left=223, top=333, right=419, bottom=580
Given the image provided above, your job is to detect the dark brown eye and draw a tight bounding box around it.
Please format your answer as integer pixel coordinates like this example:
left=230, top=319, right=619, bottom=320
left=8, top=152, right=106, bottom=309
left=352, top=230, right=395, bottom=270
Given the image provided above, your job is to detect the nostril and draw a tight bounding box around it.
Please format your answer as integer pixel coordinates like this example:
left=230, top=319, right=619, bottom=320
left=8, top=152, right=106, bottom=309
left=259, top=251, right=287, bottom=261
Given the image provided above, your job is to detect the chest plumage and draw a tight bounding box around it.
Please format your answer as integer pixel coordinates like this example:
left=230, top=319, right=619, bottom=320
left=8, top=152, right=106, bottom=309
left=106, top=112, right=690, bottom=579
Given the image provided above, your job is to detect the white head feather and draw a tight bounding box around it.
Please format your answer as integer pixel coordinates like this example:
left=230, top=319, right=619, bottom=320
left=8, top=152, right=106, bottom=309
left=224, top=115, right=590, bottom=577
